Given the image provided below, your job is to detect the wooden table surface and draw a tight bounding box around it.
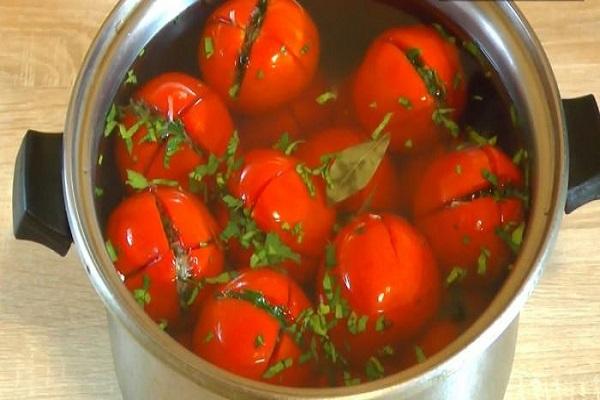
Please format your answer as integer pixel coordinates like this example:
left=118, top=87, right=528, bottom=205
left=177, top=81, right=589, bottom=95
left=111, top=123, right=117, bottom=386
left=0, top=1, right=599, bottom=399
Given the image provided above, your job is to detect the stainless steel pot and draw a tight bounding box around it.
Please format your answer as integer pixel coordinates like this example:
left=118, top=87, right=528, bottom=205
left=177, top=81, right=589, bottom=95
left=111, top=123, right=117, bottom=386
left=12, top=0, right=600, bottom=399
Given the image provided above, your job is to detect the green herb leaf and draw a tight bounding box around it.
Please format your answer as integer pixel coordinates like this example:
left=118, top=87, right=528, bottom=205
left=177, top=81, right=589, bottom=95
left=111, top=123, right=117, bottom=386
left=481, top=168, right=499, bottom=187
left=190, top=154, right=220, bottom=183
left=296, top=163, right=317, bottom=197
left=477, top=247, right=491, bottom=275
left=94, top=186, right=104, bottom=198
left=158, top=320, right=168, bottom=331
left=375, top=315, right=391, bottom=332
left=432, top=108, right=459, bottom=137
left=255, top=334, right=265, bottom=348
left=105, top=240, right=118, bottom=262
left=300, top=43, right=310, bottom=55
left=125, top=69, right=138, bottom=85
left=126, top=169, right=149, bottom=190
left=446, top=266, right=467, bottom=287
left=512, top=148, right=528, bottom=166
left=455, top=164, right=462, bottom=175
left=320, top=244, right=335, bottom=270
left=343, top=371, right=361, bottom=386
left=133, top=275, right=151, bottom=306
left=204, top=36, right=214, bottom=59
left=467, top=126, right=497, bottom=146
left=104, top=104, right=119, bottom=137
left=432, top=23, right=456, bottom=43
left=326, top=134, right=391, bottom=203
left=414, top=345, right=427, bottom=363
left=273, top=132, right=303, bottom=155
left=371, top=112, right=394, bottom=140
left=365, top=356, right=385, bottom=380
left=398, top=97, right=413, bottom=110
left=316, top=91, right=338, bottom=105
left=262, top=358, right=293, bottom=379
left=229, top=83, right=241, bottom=99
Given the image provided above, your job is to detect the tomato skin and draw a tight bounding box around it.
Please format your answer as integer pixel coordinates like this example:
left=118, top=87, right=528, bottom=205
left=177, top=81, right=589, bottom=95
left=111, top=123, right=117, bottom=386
left=353, top=25, right=466, bottom=154
left=228, top=150, right=335, bottom=284
left=412, top=145, right=523, bottom=219
left=106, top=187, right=225, bottom=325
left=295, top=128, right=402, bottom=213
left=192, top=269, right=313, bottom=386
left=106, top=191, right=170, bottom=277
left=239, top=75, right=335, bottom=150
left=114, top=72, right=234, bottom=189
left=199, top=0, right=320, bottom=115
left=413, top=146, right=525, bottom=287
left=318, top=213, right=441, bottom=366
left=398, top=320, right=462, bottom=369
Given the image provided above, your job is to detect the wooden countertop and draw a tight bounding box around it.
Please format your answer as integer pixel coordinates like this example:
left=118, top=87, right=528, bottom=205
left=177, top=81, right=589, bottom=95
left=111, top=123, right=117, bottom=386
left=0, top=1, right=598, bottom=399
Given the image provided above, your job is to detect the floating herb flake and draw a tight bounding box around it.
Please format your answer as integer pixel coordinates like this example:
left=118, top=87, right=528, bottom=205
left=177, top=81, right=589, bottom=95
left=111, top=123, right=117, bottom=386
left=204, top=36, right=214, bottom=59
left=316, top=91, right=337, bottom=105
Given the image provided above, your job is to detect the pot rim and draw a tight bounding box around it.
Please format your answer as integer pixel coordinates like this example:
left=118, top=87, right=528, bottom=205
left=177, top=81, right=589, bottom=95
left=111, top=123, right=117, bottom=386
left=63, top=0, right=568, bottom=398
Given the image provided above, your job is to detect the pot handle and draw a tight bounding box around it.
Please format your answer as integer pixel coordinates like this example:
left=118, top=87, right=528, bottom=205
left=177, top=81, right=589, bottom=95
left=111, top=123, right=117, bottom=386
left=13, top=130, right=72, bottom=256
left=564, top=95, right=600, bottom=214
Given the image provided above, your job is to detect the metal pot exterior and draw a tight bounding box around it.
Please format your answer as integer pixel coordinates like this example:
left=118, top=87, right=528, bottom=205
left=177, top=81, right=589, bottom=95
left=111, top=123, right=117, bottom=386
left=108, top=311, right=518, bottom=400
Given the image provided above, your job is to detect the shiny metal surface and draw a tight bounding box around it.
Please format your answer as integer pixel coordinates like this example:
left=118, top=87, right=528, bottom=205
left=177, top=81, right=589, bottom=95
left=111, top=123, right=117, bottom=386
left=63, top=0, right=568, bottom=399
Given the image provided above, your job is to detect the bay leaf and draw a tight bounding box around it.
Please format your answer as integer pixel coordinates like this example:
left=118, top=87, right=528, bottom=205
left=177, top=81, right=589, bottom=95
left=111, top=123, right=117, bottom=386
left=326, top=134, right=391, bottom=203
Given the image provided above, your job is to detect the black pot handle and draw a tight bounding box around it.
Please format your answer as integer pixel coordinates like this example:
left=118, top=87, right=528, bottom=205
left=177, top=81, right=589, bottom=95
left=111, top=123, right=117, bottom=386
left=564, top=95, right=600, bottom=214
left=13, top=130, right=72, bottom=256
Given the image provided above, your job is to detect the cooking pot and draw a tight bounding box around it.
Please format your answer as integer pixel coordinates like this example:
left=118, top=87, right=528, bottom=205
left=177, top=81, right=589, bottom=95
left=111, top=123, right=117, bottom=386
left=11, top=0, right=600, bottom=399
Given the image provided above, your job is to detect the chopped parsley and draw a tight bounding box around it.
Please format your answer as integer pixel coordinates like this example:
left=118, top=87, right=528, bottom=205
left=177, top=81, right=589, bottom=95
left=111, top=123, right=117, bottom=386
left=481, top=168, right=499, bottom=187
left=300, top=43, right=310, bottom=55
left=254, top=334, right=265, bottom=348
left=105, top=240, right=118, bottom=262
left=273, top=132, right=303, bottom=155
left=365, top=356, right=385, bottom=380
left=371, top=112, right=394, bottom=140
left=325, top=244, right=337, bottom=269
left=133, top=275, right=151, bottom=306
left=125, top=169, right=178, bottom=190
left=455, top=164, right=463, bottom=175
left=375, top=315, right=391, bottom=332
left=405, top=48, right=446, bottom=102
left=94, top=186, right=104, bottom=198
left=204, top=36, right=214, bottom=59
left=415, top=345, right=427, bottom=363
left=432, top=108, right=459, bottom=137
left=316, top=91, right=338, bottom=105
left=104, top=104, right=119, bottom=137
left=477, top=247, right=491, bottom=275
left=229, top=83, right=241, bottom=99
left=446, top=266, right=467, bottom=287
left=343, top=371, right=361, bottom=386
left=496, top=222, right=525, bottom=254
left=398, top=96, right=413, bottom=109
left=125, top=69, right=138, bottom=85
left=404, top=139, right=414, bottom=149
left=262, top=358, right=293, bottom=379
left=467, top=126, right=497, bottom=146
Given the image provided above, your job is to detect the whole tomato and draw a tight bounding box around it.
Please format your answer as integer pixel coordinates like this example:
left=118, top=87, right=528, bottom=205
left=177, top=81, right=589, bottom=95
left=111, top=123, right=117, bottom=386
left=353, top=25, right=466, bottom=154
left=192, top=269, right=314, bottom=386
left=225, top=149, right=335, bottom=284
left=295, top=127, right=401, bottom=213
left=199, top=0, right=320, bottom=115
left=238, top=74, right=335, bottom=150
left=115, top=72, right=234, bottom=189
left=105, top=187, right=224, bottom=327
left=317, top=213, right=441, bottom=367
left=413, top=145, right=525, bottom=287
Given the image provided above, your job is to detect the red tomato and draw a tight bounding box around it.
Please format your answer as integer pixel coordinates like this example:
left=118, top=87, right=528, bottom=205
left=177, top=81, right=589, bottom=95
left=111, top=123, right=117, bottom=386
left=115, top=72, right=234, bottom=189
left=395, top=143, right=447, bottom=216
left=295, top=127, right=402, bottom=213
left=353, top=25, right=466, bottom=154
left=226, top=149, right=336, bottom=284
left=238, top=74, right=335, bottom=150
left=398, top=320, right=462, bottom=369
left=199, top=0, right=320, bottom=115
left=317, top=213, right=441, bottom=367
left=192, top=269, right=313, bottom=386
left=106, top=187, right=224, bottom=326
left=413, top=146, right=525, bottom=287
